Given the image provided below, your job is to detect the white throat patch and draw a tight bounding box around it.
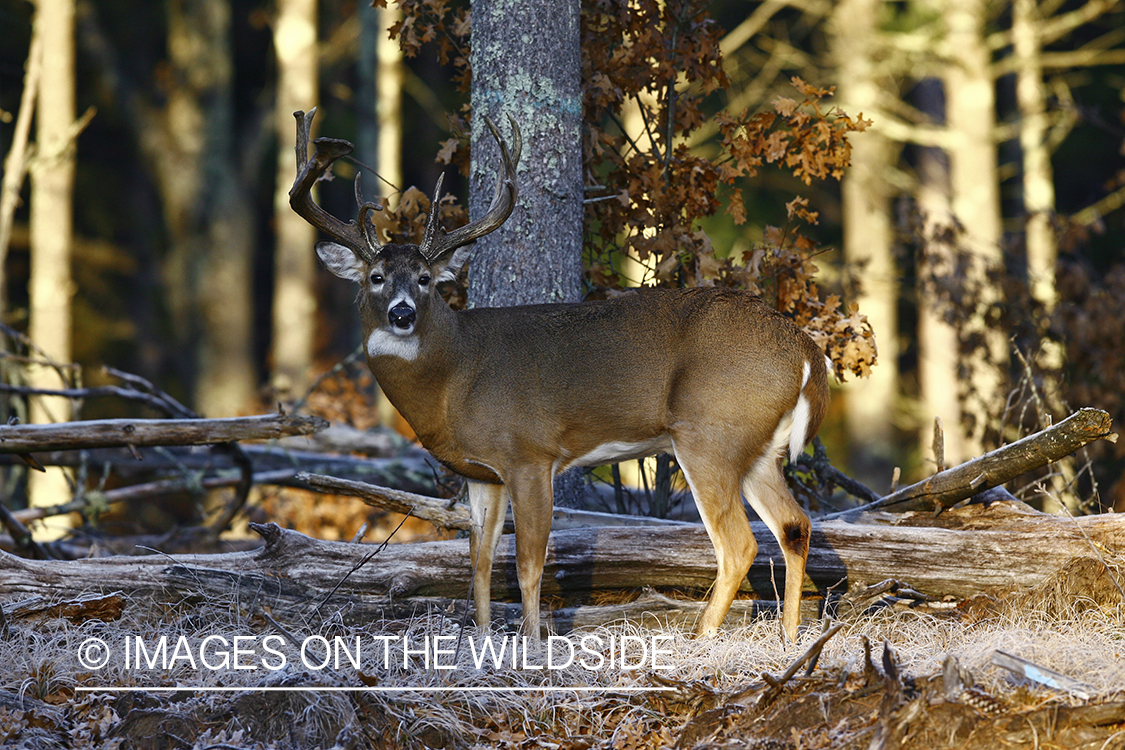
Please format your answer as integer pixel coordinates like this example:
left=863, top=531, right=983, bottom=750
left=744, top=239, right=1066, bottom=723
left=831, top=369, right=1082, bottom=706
left=366, top=329, right=420, bottom=361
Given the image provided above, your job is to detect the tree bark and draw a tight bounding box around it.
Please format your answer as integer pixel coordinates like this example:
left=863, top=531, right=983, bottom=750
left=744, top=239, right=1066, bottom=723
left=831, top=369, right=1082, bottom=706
left=163, top=0, right=256, bottom=417
left=1014, top=0, right=1057, bottom=315
left=913, top=77, right=969, bottom=471
left=467, top=0, right=583, bottom=309
left=468, top=0, right=585, bottom=507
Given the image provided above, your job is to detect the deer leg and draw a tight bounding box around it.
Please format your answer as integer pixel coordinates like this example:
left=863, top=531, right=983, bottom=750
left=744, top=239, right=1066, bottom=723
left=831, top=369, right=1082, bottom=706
left=503, top=466, right=554, bottom=639
left=468, top=480, right=509, bottom=629
left=674, top=444, right=757, bottom=637
left=742, top=460, right=810, bottom=642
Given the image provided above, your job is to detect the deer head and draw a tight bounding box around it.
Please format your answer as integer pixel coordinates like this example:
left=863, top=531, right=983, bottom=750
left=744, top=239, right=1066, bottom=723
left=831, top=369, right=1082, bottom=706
left=289, top=109, right=521, bottom=355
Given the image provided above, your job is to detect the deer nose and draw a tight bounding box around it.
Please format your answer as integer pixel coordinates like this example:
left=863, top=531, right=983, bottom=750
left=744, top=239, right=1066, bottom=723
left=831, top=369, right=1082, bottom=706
left=388, top=302, right=416, bottom=330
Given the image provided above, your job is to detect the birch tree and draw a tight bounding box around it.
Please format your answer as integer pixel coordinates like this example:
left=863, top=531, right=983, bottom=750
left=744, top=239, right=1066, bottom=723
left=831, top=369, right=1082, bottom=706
left=944, top=0, right=1006, bottom=459
left=27, top=0, right=77, bottom=528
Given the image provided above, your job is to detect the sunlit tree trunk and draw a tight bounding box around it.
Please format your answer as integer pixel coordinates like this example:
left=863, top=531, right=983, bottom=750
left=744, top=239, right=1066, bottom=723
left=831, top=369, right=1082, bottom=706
left=1014, top=0, right=1073, bottom=511
left=1014, top=0, right=1056, bottom=316
left=914, top=78, right=969, bottom=472
left=374, top=2, right=407, bottom=431
left=944, top=0, right=1006, bottom=458
left=832, top=0, right=900, bottom=487
left=270, top=0, right=319, bottom=399
left=469, top=0, right=584, bottom=505
left=27, top=0, right=77, bottom=532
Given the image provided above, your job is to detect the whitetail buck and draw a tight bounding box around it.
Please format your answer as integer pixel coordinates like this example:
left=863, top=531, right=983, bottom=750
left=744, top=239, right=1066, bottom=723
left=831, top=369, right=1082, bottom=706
left=290, top=109, right=830, bottom=640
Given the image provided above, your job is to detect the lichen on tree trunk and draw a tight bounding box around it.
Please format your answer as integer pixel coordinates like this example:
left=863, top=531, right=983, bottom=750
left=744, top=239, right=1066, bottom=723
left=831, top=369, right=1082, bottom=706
left=467, top=0, right=583, bottom=309
left=467, top=0, right=586, bottom=507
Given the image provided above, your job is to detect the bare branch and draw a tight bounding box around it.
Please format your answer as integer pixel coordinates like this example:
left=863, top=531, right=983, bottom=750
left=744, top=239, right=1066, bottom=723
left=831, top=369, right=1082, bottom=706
left=823, top=408, right=1116, bottom=518
left=0, top=413, right=327, bottom=454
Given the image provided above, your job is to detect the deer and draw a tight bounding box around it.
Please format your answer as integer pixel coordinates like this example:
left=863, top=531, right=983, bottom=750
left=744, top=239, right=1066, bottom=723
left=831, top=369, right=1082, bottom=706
left=289, top=108, right=830, bottom=641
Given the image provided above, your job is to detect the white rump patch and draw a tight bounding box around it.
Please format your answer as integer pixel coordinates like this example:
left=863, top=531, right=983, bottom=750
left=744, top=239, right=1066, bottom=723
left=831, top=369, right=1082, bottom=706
left=366, top=329, right=419, bottom=361
left=788, top=360, right=813, bottom=463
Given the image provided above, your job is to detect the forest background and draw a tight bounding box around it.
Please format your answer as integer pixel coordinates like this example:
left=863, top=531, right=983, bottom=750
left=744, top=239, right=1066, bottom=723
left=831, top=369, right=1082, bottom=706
left=1, top=0, right=1124, bottom=523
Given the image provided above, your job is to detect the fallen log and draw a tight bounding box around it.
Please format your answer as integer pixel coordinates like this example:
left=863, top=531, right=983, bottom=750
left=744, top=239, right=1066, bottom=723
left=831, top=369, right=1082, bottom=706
left=825, top=408, right=1117, bottom=518
left=0, top=444, right=443, bottom=495
left=0, top=413, right=328, bottom=453
left=1, top=503, right=1121, bottom=631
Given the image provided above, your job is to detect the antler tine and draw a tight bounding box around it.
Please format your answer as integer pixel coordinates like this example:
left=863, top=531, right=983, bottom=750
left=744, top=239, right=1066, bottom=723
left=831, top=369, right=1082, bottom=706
left=419, top=171, right=445, bottom=258
left=419, top=115, right=521, bottom=261
left=354, top=173, right=385, bottom=260
left=289, top=109, right=377, bottom=263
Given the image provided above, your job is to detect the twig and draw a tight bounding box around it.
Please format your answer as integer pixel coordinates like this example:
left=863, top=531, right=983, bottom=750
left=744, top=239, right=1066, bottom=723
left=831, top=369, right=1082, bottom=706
left=0, top=21, right=42, bottom=273
left=261, top=610, right=302, bottom=648
left=290, top=343, right=365, bottom=414
left=732, top=622, right=844, bottom=702
left=205, top=443, right=254, bottom=538
left=0, top=383, right=190, bottom=416
left=313, top=510, right=413, bottom=621
left=0, top=501, right=51, bottom=560
left=103, top=366, right=195, bottom=418
left=933, top=417, right=945, bottom=473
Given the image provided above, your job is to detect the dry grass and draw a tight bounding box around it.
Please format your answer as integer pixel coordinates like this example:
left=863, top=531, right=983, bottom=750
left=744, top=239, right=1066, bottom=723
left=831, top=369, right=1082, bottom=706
left=2, top=579, right=1124, bottom=749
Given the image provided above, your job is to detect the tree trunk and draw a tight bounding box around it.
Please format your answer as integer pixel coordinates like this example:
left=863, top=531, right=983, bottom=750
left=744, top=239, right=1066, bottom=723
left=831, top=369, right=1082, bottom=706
left=467, top=0, right=583, bottom=310
left=831, top=0, right=900, bottom=487
left=944, top=0, right=1006, bottom=458
left=163, top=0, right=256, bottom=418
left=27, top=0, right=78, bottom=533
left=359, top=1, right=409, bottom=433
left=1014, top=0, right=1057, bottom=317
left=270, top=0, right=319, bottom=399
left=913, top=85, right=968, bottom=474
left=468, top=0, right=585, bottom=507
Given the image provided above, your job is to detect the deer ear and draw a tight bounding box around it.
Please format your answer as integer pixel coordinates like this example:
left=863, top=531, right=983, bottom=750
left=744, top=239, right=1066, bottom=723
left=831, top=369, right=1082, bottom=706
left=432, top=245, right=472, bottom=284
left=316, top=241, right=366, bottom=283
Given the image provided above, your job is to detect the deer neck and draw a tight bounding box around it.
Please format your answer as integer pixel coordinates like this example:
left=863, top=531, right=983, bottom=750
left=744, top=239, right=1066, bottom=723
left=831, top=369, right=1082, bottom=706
left=365, top=302, right=460, bottom=448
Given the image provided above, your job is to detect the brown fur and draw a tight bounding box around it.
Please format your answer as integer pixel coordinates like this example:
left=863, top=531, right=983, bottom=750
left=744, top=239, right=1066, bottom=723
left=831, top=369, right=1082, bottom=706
left=321, top=243, right=829, bottom=640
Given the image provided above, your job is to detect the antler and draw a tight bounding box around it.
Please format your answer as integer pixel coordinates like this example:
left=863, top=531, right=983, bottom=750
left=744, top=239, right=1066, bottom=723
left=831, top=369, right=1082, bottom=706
left=289, top=108, right=383, bottom=263
left=418, top=115, right=522, bottom=262
left=290, top=109, right=520, bottom=265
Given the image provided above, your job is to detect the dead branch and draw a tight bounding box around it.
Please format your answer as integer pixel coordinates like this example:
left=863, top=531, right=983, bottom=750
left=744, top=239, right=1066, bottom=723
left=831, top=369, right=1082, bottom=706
left=825, top=408, right=1116, bottom=518
left=10, top=468, right=301, bottom=525
left=0, top=412, right=327, bottom=453
left=299, top=472, right=690, bottom=531
left=299, top=472, right=469, bottom=529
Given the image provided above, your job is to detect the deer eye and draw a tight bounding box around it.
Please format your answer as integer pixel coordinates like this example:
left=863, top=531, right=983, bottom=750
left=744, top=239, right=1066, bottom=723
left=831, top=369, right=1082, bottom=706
left=370, top=272, right=384, bottom=285
left=418, top=274, right=431, bottom=287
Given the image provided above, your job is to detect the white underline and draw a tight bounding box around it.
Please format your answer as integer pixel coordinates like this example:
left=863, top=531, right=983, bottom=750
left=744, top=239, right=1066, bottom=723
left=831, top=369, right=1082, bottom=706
left=75, top=686, right=676, bottom=693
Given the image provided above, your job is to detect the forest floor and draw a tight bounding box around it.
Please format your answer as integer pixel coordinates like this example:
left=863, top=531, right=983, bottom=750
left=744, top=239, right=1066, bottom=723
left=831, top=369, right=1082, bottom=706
left=2, top=586, right=1124, bottom=750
